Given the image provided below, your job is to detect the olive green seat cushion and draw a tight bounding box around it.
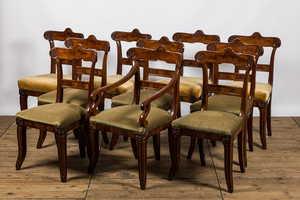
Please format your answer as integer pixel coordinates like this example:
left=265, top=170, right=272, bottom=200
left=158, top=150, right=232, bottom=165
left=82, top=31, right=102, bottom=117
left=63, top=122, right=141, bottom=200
left=90, top=105, right=173, bottom=133
left=18, top=73, right=72, bottom=93
left=94, top=74, right=135, bottom=95
left=157, top=76, right=212, bottom=98
left=111, top=90, right=173, bottom=109
left=37, top=88, right=89, bottom=108
left=172, top=110, right=243, bottom=136
left=16, top=103, right=88, bottom=127
left=190, top=95, right=253, bottom=115
left=225, top=81, right=272, bottom=102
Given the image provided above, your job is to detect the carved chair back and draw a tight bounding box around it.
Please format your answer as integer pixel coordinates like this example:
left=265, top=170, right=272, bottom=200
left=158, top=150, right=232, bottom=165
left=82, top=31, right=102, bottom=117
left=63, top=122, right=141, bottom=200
left=228, top=32, right=281, bottom=87
left=49, top=44, right=98, bottom=110
left=136, top=36, right=184, bottom=81
left=111, top=28, right=152, bottom=75
left=195, top=48, right=257, bottom=119
left=44, top=28, right=84, bottom=74
left=206, top=39, right=264, bottom=101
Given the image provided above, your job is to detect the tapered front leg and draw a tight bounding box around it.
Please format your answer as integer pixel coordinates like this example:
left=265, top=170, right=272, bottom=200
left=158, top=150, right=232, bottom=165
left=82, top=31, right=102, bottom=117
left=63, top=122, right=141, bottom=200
left=88, top=128, right=99, bottom=173
left=168, top=128, right=181, bottom=181
left=137, top=139, right=147, bottom=190
left=16, top=124, right=27, bottom=170
left=223, top=138, right=234, bottom=193
left=131, top=138, right=138, bottom=159
left=55, top=133, right=67, bottom=182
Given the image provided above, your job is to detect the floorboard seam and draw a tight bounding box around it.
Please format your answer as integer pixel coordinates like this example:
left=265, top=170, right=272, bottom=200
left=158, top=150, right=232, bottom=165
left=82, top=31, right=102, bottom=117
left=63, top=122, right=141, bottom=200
left=292, top=117, right=300, bottom=127
left=207, top=139, right=224, bottom=200
left=0, top=118, right=15, bottom=138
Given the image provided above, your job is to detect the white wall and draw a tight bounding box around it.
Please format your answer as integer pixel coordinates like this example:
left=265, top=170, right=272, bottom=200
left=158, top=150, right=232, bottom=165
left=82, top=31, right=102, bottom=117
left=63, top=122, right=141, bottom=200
left=0, top=0, right=299, bottom=116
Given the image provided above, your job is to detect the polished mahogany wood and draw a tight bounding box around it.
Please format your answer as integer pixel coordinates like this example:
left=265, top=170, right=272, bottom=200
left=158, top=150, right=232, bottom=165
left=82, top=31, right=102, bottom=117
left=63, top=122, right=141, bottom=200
left=16, top=44, right=108, bottom=182
left=168, top=48, right=257, bottom=193
left=109, top=36, right=183, bottom=150
left=88, top=46, right=183, bottom=190
left=228, top=32, right=281, bottom=149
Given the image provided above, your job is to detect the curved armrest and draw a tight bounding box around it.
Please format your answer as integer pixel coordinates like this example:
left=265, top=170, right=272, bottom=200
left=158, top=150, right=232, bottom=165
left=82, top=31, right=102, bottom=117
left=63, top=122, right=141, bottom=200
left=87, top=61, right=139, bottom=117
left=139, top=66, right=182, bottom=127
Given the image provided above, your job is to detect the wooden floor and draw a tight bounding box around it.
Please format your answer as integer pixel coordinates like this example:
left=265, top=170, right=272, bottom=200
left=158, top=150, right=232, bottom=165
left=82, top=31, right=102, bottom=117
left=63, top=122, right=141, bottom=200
left=0, top=116, right=299, bottom=199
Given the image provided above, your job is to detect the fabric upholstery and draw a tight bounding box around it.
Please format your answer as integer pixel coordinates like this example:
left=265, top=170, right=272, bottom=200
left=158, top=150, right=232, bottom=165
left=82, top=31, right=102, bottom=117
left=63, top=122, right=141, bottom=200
left=94, top=74, right=135, bottom=95
left=16, top=103, right=88, bottom=127
left=190, top=95, right=253, bottom=115
left=225, top=81, right=272, bottom=102
left=37, top=88, right=89, bottom=108
left=157, top=76, right=212, bottom=98
left=18, top=73, right=72, bottom=93
left=111, top=89, right=173, bottom=108
left=172, top=110, right=243, bottom=136
left=90, top=105, right=173, bottom=133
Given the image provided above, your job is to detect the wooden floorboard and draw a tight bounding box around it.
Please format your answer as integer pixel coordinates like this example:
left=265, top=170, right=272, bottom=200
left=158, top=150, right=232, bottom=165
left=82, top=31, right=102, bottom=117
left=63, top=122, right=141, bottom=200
left=0, top=116, right=299, bottom=199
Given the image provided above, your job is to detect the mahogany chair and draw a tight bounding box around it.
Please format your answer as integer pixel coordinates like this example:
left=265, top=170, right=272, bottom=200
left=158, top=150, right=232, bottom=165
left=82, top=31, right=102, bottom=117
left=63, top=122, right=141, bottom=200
left=15, top=44, right=100, bottom=182
left=188, top=39, right=263, bottom=158
left=36, top=35, right=110, bottom=148
left=18, top=28, right=84, bottom=110
left=156, top=30, right=220, bottom=116
left=108, top=36, right=184, bottom=150
left=168, top=48, right=257, bottom=193
left=88, top=46, right=183, bottom=190
left=227, top=32, right=281, bottom=149
left=95, top=28, right=152, bottom=99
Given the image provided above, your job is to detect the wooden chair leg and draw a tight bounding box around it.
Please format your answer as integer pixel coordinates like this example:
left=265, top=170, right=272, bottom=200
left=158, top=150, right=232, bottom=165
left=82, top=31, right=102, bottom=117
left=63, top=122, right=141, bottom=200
left=123, top=136, right=128, bottom=141
left=267, top=100, right=272, bottom=137
left=198, top=138, right=206, bottom=166
left=238, top=131, right=246, bottom=173
left=88, top=129, right=99, bottom=174
left=109, top=134, right=119, bottom=150
left=187, top=137, right=197, bottom=159
left=247, top=113, right=254, bottom=152
left=19, top=92, right=28, bottom=110
left=131, top=138, right=138, bottom=159
left=152, top=133, right=160, bottom=161
left=16, top=124, right=27, bottom=170
left=211, top=140, right=216, bottom=146
left=73, top=129, right=79, bottom=138
left=55, top=133, right=67, bottom=182
left=36, top=130, right=47, bottom=149
left=101, top=131, right=109, bottom=144
left=168, top=128, right=181, bottom=181
left=223, top=139, right=234, bottom=193
left=259, top=107, right=267, bottom=149
left=137, top=139, right=147, bottom=190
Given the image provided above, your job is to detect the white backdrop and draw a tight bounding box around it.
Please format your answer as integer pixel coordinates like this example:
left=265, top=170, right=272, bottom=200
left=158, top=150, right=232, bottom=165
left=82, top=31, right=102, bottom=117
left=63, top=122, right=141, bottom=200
left=0, top=0, right=299, bottom=116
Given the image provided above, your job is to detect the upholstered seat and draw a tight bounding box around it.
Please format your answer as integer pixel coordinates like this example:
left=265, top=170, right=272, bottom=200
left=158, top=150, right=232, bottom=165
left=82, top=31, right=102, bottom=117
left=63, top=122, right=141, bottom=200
left=18, top=74, right=72, bottom=93
left=16, top=103, right=88, bottom=127
left=190, top=95, right=253, bottom=115
left=157, top=76, right=212, bottom=98
left=111, top=90, right=173, bottom=108
left=94, top=74, right=135, bottom=95
left=225, top=81, right=272, bottom=102
left=37, top=88, right=89, bottom=107
left=90, top=105, right=172, bottom=133
left=173, top=110, right=243, bottom=136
